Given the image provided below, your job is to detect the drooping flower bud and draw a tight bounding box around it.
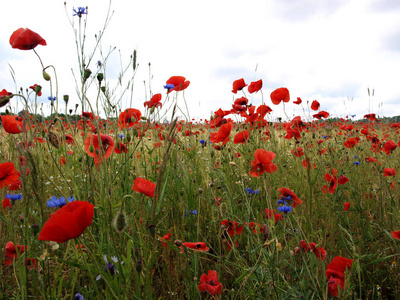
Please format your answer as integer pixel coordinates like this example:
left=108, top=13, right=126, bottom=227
left=83, top=69, right=92, bottom=80
left=113, top=210, right=127, bottom=233
left=43, top=70, right=51, bottom=81
left=97, top=73, right=104, bottom=82
left=34, top=85, right=42, bottom=95
left=48, top=132, right=60, bottom=149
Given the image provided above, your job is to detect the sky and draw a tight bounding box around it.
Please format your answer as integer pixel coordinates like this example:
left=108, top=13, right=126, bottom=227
left=1, top=0, right=400, bottom=122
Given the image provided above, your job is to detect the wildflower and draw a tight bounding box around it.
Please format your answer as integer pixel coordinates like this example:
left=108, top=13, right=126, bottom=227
left=249, top=149, right=278, bottom=177
left=310, top=100, right=320, bottom=111
left=4, top=241, right=28, bottom=266
left=1, top=115, right=28, bottom=134
left=325, top=256, right=353, bottom=297
left=0, top=162, right=20, bottom=188
left=48, top=96, right=56, bottom=101
left=96, top=255, right=120, bottom=280
left=73, top=7, right=87, bottom=17
left=84, top=134, right=115, bottom=165
left=165, top=76, right=190, bottom=93
left=353, top=161, right=360, bottom=165
left=343, top=202, right=350, bottom=211
left=293, top=97, right=302, bottom=104
left=221, top=220, right=243, bottom=237
left=298, top=240, right=326, bottom=260
left=81, top=111, right=94, bottom=120
left=270, top=87, right=290, bottom=105
left=184, top=210, right=197, bottom=217
left=248, top=79, right=262, bottom=94
left=25, top=258, right=37, bottom=270
left=265, top=209, right=283, bottom=224
left=198, top=270, right=223, bottom=296
left=384, top=140, right=397, bottom=155
left=74, top=292, right=84, bottom=300
left=383, top=168, right=396, bottom=177
left=39, top=201, right=94, bottom=243
left=181, top=242, right=209, bottom=252
left=118, top=108, right=141, bottom=128
left=245, top=188, right=259, bottom=195
left=46, top=196, right=75, bottom=208
left=391, top=230, right=400, bottom=240
left=10, top=28, right=46, bottom=50
left=144, top=93, right=162, bottom=109
left=233, top=130, right=249, bottom=144
left=29, top=84, right=42, bottom=96
left=210, top=122, right=232, bottom=145
left=132, top=177, right=156, bottom=197
left=277, top=204, right=292, bottom=213
left=5, top=193, right=22, bottom=201
left=277, top=188, right=302, bottom=208
left=160, top=232, right=172, bottom=248
left=232, top=78, right=247, bottom=94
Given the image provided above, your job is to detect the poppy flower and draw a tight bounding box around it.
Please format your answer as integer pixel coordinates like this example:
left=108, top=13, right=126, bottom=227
left=1, top=115, right=28, bottom=134
left=322, top=169, right=338, bottom=194
left=248, top=79, right=262, bottom=94
left=118, top=108, right=141, bottom=128
left=132, top=177, right=156, bottom=197
left=313, top=111, right=330, bottom=119
left=233, top=130, right=249, bottom=144
left=232, top=78, right=247, bottom=94
left=246, top=222, right=264, bottom=234
left=234, top=97, right=248, bottom=106
left=221, top=220, right=243, bottom=237
left=0, top=162, right=21, bottom=189
left=265, top=209, right=283, bottom=223
left=249, top=149, right=278, bottom=177
left=383, top=168, right=396, bottom=177
left=84, top=134, right=115, bottom=165
left=0, top=89, right=13, bottom=107
left=302, top=158, right=316, bottom=169
left=343, top=202, right=350, bottom=211
left=344, top=138, right=357, bottom=149
left=338, top=175, right=349, bottom=185
left=182, top=242, right=209, bottom=252
left=38, top=201, right=94, bottom=243
left=291, top=147, right=304, bottom=157
left=25, top=258, right=37, bottom=270
left=29, top=84, right=42, bottom=96
left=277, top=188, right=303, bottom=208
left=310, top=100, right=320, bottom=111
left=391, top=230, right=400, bottom=240
left=210, top=122, right=232, bottom=145
left=114, top=142, right=127, bottom=154
left=325, top=256, right=353, bottom=297
left=144, top=93, right=162, bottom=108
left=198, top=270, right=223, bottom=296
left=10, top=28, right=46, bottom=50
left=81, top=111, right=94, bottom=120
left=384, top=140, right=397, bottom=155
left=293, top=97, right=302, bottom=105
left=364, top=113, right=376, bottom=122
left=270, top=87, right=290, bottom=105
left=4, top=241, right=28, bottom=266
left=64, top=134, right=74, bottom=145
left=298, top=240, right=327, bottom=260
left=160, top=232, right=172, bottom=248
left=165, top=76, right=190, bottom=93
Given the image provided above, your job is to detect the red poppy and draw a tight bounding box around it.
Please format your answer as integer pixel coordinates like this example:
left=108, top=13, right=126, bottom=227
left=10, top=28, right=46, bottom=50
left=383, top=168, right=396, bottom=177
left=310, top=100, right=320, bottom=111
left=198, top=270, right=223, bottom=296
left=118, top=108, right=142, bottom=128
left=291, top=147, right=304, bottom=157
left=232, top=78, right=247, bottom=94
left=322, top=169, right=338, bottom=194
left=29, top=84, right=42, bottom=96
left=277, top=187, right=303, bottom=208
left=384, top=140, right=397, bottom=155
left=270, top=87, right=290, bottom=105
left=265, top=209, right=283, bottom=223
left=365, top=157, right=378, bottom=163
left=114, top=142, right=127, bottom=154
left=234, top=97, right=248, bottom=106
left=64, top=134, right=74, bottom=145
left=132, top=177, right=156, bottom=197
left=248, top=79, right=262, bottom=94
left=1, top=115, right=28, bottom=134
left=343, top=202, right=350, bottom=211
left=84, top=134, right=115, bottom=165
left=144, top=93, right=162, bottom=108
left=249, top=149, right=278, bottom=177
left=338, top=175, right=349, bottom=185
left=166, top=76, right=190, bottom=93
left=25, top=258, right=37, bottom=270
left=343, top=138, right=357, bottom=149
left=293, top=97, right=302, bottom=105
left=160, top=232, right=172, bottom=248
left=81, top=111, right=94, bottom=120
left=221, top=220, right=244, bottom=237
left=325, top=256, right=352, bottom=297
left=298, top=240, right=326, bottom=260
left=0, top=162, right=20, bottom=189
left=38, top=201, right=94, bottom=243
left=210, top=122, right=232, bottom=145
left=0, top=89, right=13, bottom=106
left=391, top=230, right=400, bottom=240
left=313, top=111, right=330, bottom=119
left=364, top=113, right=376, bottom=122
left=7, top=179, right=22, bottom=191
left=2, top=198, right=11, bottom=209
left=182, top=242, right=209, bottom=252
left=246, top=222, right=264, bottom=234
left=4, top=241, right=28, bottom=266
left=302, top=158, right=316, bottom=169
left=233, top=130, right=249, bottom=144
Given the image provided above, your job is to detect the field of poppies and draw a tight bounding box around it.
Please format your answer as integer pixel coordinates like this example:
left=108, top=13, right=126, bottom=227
left=1, top=5, right=400, bottom=300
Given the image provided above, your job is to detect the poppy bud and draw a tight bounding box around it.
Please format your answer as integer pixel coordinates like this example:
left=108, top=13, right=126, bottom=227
left=63, top=95, right=69, bottom=104
left=263, top=224, right=269, bottom=241
left=95, top=149, right=100, bottom=155
left=220, top=203, right=227, bottom=215
left=43, top=70, right=51, bottom=81
left=34, top=85, right=42, bottom=95
left=150, top=107, right=155, bottom=114
left=83, top=69, right=92, bottom=80
left=113, top=210, right=127, bottom=233
left=140, top=116, right=147, bottom=120
left=88, top=144, right=95, bottom=153
left=31, top=224, right=40, bottom=236
left=48, top=132, right=60, bottom=149
left=136, top=260, right=143, bottom=273
left=97, top=73, right=104, bottom=82
left=101, top=86, right=106, bottom=93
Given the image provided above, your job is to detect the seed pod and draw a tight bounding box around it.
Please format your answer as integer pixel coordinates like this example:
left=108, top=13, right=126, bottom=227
left=113, top=210, right=127, bottom=233
left=43, top=70, right=51, bottom=81
left=48, top=132, right=60, bottom=149
left=263, top=224, right=269, bottom=241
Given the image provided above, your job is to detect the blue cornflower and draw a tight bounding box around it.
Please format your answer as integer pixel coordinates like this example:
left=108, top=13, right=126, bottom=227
left=47, top=196, right=75, bottom=208
left=277, top=205, right=292, bottom=213
left=163, top=83, right=175, bottom=90
left=97, top=60, right=102, bottom=67
left=199, top=139, right=206, bottom=144
left=353, top=161, right=360, bottom=166
left=74, top=292, right=84, bottom=300
left=96, top=255, right=120, bottom=280
left=5, top=194, right=23, bottom=201
left=73, top=7, right=87, bottom=17
left=322, top=135, right=327, bottom=139
left=353, top=155, right=358, bottom=158
left=246, top=188, right=259, bottom=195
left=48, top=96, right=56, bottom=101
left=119, top=134, right=124, bottom=139
left=185, top=210, right=197, bottom=217
left=351, top=114, right=356, bottom=118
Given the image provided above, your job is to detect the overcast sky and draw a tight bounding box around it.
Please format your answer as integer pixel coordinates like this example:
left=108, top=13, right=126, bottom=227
left=1, top=0, right=400, bottom=121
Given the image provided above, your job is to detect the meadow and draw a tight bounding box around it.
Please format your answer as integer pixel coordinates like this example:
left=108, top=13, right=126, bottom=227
left=1, top=5, right=400, bottom=300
